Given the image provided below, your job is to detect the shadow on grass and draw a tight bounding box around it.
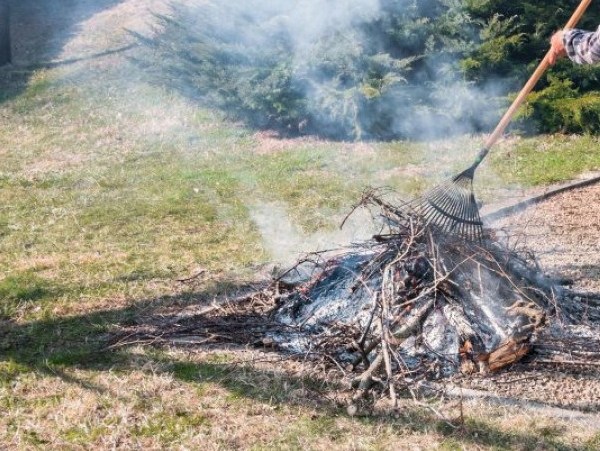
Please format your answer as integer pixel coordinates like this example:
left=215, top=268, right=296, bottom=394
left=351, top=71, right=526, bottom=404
left=0, top=0, right=127, bottom=103
left=1, top=280, right=597, bottom=450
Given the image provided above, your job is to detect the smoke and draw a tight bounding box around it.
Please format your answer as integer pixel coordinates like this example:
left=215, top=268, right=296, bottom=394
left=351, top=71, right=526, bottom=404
left=285, top=0, right=382, bottom=48
left=145, top=0, right=510, bottom=141
left=122, top=0, right=517, bottom=263
left=249, top=201, right=378, bottom=266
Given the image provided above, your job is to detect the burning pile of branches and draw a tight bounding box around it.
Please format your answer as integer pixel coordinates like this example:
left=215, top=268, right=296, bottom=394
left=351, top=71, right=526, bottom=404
left=269, top=193, right=574, bottom=403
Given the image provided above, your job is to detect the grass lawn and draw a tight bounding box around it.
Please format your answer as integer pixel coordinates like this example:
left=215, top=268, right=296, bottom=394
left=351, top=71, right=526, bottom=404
left=1, top=1, right=600, bottom=448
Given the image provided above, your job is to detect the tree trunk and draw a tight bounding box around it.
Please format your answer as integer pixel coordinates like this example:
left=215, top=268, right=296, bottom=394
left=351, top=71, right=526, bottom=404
left=0, top=0, right=11, bottom=66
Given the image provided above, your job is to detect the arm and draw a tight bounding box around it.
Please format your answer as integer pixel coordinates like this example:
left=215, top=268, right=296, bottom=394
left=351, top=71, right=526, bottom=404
left=550, top=26, right=600, bottom=65
left=564, top=26, right=600, bottom=64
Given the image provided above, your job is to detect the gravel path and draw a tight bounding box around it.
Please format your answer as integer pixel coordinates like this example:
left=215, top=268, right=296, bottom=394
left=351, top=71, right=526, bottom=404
left=490, top=180, right=600, bottom=293
left=459, top=364, right=600, bottom=412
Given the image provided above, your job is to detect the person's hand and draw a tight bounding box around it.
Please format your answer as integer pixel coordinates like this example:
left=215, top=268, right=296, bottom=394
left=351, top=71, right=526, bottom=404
left=549, top=30, right=567, bottom=65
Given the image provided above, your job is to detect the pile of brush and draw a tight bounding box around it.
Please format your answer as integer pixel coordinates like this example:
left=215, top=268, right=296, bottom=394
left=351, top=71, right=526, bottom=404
left=271, top=192, right=561, bottom=404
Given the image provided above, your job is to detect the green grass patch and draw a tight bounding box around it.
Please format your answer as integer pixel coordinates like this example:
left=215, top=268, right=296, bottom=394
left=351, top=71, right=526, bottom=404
left=0, top=145, right=268, bottom=318
left=171, top=362, right=201, bottom=382
left=62, top=425, right=110, bottom=445
left=133, top=410, right=209, bottom=444
left=0, top=272, right=59, bottom=318
left=0, top=360, right=31, bottom=387
left=249, top=148, right=361, bottom=232
left=0, top=304, right=133, bottom=371
left=257, top=415, right=343, bottom=450
left=492, top=135, right=600, bottom=186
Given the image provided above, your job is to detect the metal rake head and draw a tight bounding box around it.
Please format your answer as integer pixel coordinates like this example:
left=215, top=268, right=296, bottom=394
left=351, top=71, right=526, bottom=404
left=410, top=166, right=484, bottom=241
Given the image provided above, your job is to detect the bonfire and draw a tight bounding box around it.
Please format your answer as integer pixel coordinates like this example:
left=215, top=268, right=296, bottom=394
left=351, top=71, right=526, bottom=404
left=270, top=193, right=561, bottom=402
left=110, top=192, right=600, bottom=408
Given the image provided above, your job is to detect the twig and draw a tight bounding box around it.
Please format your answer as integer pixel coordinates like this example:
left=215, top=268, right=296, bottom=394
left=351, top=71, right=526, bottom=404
left=352, top=353, right=384, bottom=400
left=176, top=268, right=207, bottom=283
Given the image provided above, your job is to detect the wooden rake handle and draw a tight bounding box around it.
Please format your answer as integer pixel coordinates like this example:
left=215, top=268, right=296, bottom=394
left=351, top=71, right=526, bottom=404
left=483, top=0, right=593, bottom=150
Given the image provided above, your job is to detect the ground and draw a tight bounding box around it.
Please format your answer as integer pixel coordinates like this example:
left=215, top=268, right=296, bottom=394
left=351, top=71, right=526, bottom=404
left=1, top=0, right=599, bottom=449
left=491, top=180, right=600, bottom=292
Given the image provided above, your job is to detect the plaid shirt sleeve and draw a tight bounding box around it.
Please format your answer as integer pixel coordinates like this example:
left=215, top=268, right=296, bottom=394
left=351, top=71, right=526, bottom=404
left=563, top=26, right=600, bottom=64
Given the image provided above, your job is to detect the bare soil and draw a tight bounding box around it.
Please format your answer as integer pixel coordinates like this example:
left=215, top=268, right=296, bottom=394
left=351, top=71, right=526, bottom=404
left=490, top=180, right=600, bottom=292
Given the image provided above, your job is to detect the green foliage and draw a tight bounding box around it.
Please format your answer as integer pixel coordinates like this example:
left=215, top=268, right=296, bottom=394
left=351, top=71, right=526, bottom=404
left=143, top=0, right=488, bottom=140
left=142, top=1, right=600, bottom=139
left=462, top=0, right=600, bottom=133
left=460, top=14, right=524, bottom=81
left=516, top=76, right=600, bottom=133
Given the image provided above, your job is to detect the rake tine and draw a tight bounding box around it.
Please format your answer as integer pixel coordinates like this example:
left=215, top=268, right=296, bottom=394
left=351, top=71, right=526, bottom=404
left=451, top=188, right=468, bottom=237
left=407, top=165, right=484, bottom=241
left=439, top=194, right=460, bottom=234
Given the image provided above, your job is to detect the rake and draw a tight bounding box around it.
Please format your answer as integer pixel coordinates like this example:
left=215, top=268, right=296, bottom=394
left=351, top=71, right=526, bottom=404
left=412, top=0, right=593, bottom=241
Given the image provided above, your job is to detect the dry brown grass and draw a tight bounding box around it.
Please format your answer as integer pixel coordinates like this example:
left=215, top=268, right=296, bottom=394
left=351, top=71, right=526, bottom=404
left=2, top=345, right=599, bottom=450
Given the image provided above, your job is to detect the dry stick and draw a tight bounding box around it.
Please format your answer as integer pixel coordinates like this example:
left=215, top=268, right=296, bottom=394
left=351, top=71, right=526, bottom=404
left=176, top=268, right=207, bottom=283
left=356, top=279, right=439, bottom=363
left=428, top=230, right=440, bottom=304
left=352, top=298, right=434, bottom=381
left=387, top=216, right=420, bottom=268
left=380, top=273, right=398, bottom=406
left=340, top=190, right=374, bottom=229
left=168, top=334, right=227, bottom=346
left=341, top=187, right=414, bottom=233
left=350, top=225, right=419, bottom=368
left=106, top=333, right=167, bottom=350
left=391, top=284, right=440, bottom=318
left=351, top=232, right=420, bottom=402
left=389, top=298, right=435, bottom=343
left=486, top=257, right=546, bottom=308
left=274, top=255, right=326, bottom=283
left=535, top=359, right=600, bottom=367
left=479, top=251, right=539, bottom=299
left=393, top=297, right=421, bottom=310
left=352, top=294, right=381, bottom=368
left=353, top=236, right=418, bottom=362
left=358, top=295, right=380, bottom=349
left=459, top=251, right=541, bottom=307
left=352, top=353, right=384, bottom=400
left=381, top=333, right=397, bottom=406
left=306, top=351, right=349, bottom=376
left=535, top=343, right=600, bottom=358
left=352, top=337, right=382, bottom=367
left=389, top=345, right=422, bottom=402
